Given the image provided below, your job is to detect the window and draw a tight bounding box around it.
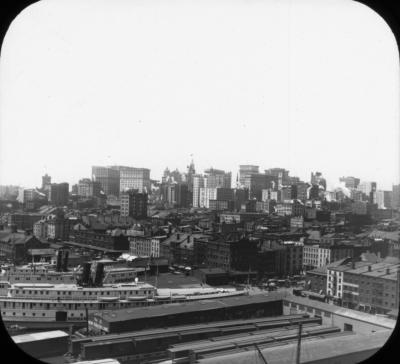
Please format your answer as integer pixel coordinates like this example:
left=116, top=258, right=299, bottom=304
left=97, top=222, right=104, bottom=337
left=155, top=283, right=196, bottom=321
left=344, top=323, right=353, bottom=332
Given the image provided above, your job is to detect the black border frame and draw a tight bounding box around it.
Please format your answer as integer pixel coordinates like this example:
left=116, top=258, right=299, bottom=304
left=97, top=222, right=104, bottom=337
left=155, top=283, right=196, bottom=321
left=0, top=0, right=399, bottom=363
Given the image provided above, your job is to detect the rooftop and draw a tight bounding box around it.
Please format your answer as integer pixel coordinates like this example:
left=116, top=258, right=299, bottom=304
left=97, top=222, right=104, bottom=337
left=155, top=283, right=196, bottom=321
left=197, top=330, right=391, bottom=364
left=284, top=295, right=396, bottom=329
left=94, top=292, right=288, bottom=323
left=329, top=259, right=400, bottom=280
left=12, top=330, right=68, bottom=344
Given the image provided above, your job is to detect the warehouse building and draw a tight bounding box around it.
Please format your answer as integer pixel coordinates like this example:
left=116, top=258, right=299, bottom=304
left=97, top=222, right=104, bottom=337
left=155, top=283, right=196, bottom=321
left=89, top=293, right=287, bottom=334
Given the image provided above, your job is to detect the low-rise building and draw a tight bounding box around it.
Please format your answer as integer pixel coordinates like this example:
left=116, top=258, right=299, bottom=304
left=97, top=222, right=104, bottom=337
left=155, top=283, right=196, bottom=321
left=0, top=231, right=49, bottom=264
left=327, top=258, right=400, bottom=314
left=129, top=235, right=166, bottom=257
left=303, top=243, right=354, bottom=270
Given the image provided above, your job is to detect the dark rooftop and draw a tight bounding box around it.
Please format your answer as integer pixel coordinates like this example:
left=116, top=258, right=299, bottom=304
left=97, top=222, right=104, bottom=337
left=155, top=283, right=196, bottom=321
left=93, top=292, right=288, bottom=323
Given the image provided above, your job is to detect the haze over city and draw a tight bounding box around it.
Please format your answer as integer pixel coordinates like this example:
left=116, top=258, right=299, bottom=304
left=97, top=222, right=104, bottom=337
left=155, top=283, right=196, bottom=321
left=0, top=0, right=399, bottom=190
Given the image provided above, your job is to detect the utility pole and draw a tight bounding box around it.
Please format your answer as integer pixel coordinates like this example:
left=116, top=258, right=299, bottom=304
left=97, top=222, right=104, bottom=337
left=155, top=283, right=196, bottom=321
left=85, top=307, right=89, bottom=335
left=254, top=344, right=268, bottom=364
left=296, top=322, right=303, bottom=364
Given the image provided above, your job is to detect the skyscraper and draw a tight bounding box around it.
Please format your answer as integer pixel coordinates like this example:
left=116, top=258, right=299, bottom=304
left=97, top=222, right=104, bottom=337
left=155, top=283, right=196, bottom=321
left=357, top=181, right=377, bottom=203
left=265, top=168, right=290, bottom=187
left=238, top=165, right=259, bottom=188
left=391, top=185, right=400, bottom=210
left=49, top=183, right=69, bottom=206
left=192, top=175, right=205, bottom=207
left=117, top=167, right=151, bottom=193
left=310, top=172, right=327, bottom=190
left=339, top=176, right=360, bottom=189
left=204, top=168, right=231, bottom=188
left=41, top=174, right=51, bottom=189
left=92, top=166, right=120, bottom=196
left=185, top=159, right=196, bottom=192
left=78, top=179, right=102, bottom=198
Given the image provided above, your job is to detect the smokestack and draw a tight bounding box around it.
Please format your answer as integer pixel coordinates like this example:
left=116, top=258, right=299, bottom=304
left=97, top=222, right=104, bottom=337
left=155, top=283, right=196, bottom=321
left=94, top=263, right=104, bottom=287
left=56, top=250, right=63, bottom=272
left=62, top=251, right=69, bottom=272
left=81, top=262, right=91, bottom=286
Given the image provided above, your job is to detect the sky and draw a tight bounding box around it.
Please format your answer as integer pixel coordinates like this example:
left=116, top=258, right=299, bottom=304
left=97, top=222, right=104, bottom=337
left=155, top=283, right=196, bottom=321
left=0, top=0, right=398, bottom=191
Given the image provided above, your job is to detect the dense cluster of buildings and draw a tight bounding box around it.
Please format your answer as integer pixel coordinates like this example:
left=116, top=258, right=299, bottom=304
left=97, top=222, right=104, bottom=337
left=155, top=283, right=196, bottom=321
left=1, top=162, right=400, bottom=312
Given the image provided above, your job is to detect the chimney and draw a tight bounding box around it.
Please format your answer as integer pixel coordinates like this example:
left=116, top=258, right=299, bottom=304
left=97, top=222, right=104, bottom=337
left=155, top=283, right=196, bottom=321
left=81, top=262, right=91, bottom=286
left=94, top=263, right=105, bottom=287
left=368, top=265, right=372, bottom=272
left=62, top=250, right=69, bottom=272
left=351, top=261, right=355, bottom=269
left=386, top=268, right=390, bottom=275
left=56, top=250, right=63, bottom=272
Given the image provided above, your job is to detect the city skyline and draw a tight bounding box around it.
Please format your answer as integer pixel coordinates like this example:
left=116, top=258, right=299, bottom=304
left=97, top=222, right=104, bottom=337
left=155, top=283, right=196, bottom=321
left=0, top=160, right=397, bottom=193
left=0, top=0, right=399, bottom=190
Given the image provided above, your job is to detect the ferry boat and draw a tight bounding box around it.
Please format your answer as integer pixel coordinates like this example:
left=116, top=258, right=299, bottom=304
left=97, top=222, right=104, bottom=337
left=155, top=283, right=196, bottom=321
left=0, top=263, right=143, bottom=285
left=0, top=280, right=245, bottom=330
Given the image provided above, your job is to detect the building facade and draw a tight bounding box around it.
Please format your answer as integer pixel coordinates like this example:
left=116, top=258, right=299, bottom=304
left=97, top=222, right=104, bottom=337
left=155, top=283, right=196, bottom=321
left=48, top=183, right=69, bottom=206
left=120, top=190, right=148, bottom=219
left=78, top=179, right=102, bottom=198
left=92, top=166, right=120, bottom=197
left=119, top=167, right=151, bottom=194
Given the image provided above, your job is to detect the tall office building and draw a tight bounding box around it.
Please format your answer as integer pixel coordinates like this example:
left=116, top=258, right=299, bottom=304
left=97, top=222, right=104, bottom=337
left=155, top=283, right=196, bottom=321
left=185, top=159, right=196, bottom=192
left=41, top=174, right=51, bottom=189
left=117, top=167, right=151, bottom=193
left=339, top=176, right=360, bottom=189
left=310, top=172, right=327, bottom=190
left=204, top=168, right=231, bottom=188
left=384, top=191, right=392, bottom=209
left=165, top=183, right=189, bottom=207
left=162, top=168, right=183, bottom=184
left=265, top=168, right=290, bottom=187
left=78, top=179, right=102, bottom=198
left=375, top=190, right=385, bottom=209
left=92, top=166, right=120, bottom=196
left=22, top=188, right=47, bottom=210
left=199, top=188, right=217, bottom=208
left=242, top=173, right=277, bottom=200
left=238, top=165, right=259, bottom=188
left=120, top=190, right=148, bottom=218
left=358, top=181, right=377, bottom=203
left=192, top=175, right=205, bottom=207
left=199, top=187, right=234, bottom=208
left=49, top=183, right=69, bottom=206
left=392, top=185, right=400, bottom=209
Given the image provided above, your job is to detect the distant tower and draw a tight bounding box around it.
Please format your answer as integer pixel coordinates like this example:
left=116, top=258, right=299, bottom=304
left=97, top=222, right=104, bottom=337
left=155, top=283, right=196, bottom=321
left=188, top=158, right=196, bottom=175
left=42, top=174, right=51, bottom=189
left=186, top=158, right=196, bottom=192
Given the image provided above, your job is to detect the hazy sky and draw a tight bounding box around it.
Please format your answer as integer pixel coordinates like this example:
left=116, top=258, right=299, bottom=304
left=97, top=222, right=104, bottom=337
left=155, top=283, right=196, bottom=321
left=0, top=0, right=398, bottom=190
